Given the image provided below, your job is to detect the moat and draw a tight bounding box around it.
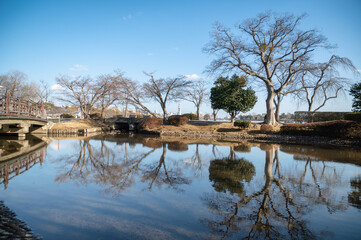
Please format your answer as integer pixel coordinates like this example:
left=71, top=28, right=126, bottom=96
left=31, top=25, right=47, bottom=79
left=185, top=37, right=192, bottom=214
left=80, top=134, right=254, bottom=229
left=1, top=134, right=361, bottom=239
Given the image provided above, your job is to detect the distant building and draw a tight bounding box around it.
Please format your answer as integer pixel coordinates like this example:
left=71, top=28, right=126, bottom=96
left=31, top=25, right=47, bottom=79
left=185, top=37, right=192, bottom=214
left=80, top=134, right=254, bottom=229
left=177, top=103, right=181, bottom=115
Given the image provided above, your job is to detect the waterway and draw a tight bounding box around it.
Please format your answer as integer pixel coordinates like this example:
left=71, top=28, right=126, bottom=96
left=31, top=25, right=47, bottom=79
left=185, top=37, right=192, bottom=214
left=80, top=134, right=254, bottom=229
left=1, top=134, right=361, bottom=239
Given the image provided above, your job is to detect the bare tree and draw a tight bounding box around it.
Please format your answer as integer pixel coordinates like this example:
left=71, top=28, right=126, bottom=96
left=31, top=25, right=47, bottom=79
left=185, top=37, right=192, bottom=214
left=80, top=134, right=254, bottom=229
left=295, top=55, right=356, bottom=122
left=182, top=79, right=209, bottom=120
left=37, top=80, right=51, bottom=103
left=96, top=73, right=123, bottom=118
left=56, top=75, right=115, bottom=119
left=142, top=72, right=192, bottom=120
left=0, top=70, right=40, bottom=101
left=0, top=70, right=25, bottom=98
left=204, top=12, right=329, bottom=125
left=116, top=76, right=156, bottom=117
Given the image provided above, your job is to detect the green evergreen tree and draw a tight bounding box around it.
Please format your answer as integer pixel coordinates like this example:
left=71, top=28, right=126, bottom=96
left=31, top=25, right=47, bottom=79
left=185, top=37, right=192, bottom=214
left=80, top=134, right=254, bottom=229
left=210, top=75, right=257, bottom=122
left=350, top=82, right=361, bottom=112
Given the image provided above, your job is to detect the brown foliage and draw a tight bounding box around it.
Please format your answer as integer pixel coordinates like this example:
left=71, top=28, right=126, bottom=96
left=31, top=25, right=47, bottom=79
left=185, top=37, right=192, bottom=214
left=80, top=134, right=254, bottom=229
left=167, top=142, right=189, bottom=152
left=259, top=143, right=275, bottom=151
left=260, top=124, right=274, bottom=133
left=281, top=120, right=361, bottom=138
left=138, top=118, right=163, bottom=130
left=141, top=138, right=163, bottom=149
left=168, top=115, right=189, bottom=126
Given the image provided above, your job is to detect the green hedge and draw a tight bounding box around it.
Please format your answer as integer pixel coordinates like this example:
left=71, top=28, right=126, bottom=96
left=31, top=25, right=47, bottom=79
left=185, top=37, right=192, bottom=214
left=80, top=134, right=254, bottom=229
left=294, top=111, right=350, bottom=122
left=182, top=113, right=197, bottom=120
left=345, top=112, right=361, bottom=122
left=234, top=120, right=251, bottom=129
left=280, top=120, right=361, bottom=139
left=60, top=113, right=74, bottom=118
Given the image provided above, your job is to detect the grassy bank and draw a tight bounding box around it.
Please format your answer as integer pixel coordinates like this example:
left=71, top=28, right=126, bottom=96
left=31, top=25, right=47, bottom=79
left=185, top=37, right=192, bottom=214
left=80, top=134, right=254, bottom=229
left=51, top=119, right=361, bottom=147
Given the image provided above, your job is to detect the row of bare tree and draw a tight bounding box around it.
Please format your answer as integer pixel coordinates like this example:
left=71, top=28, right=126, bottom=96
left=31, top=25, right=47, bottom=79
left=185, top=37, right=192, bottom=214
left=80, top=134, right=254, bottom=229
left=55, top=71, right=209, bottom=120
left=0, top=69, right=209, bottom=120
left=0, top=70, right=51, bottom=103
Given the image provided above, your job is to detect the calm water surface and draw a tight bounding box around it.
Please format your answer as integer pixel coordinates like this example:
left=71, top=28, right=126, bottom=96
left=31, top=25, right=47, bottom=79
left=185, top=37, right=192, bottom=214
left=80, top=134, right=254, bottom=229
left=1, top=134, right=361, bottom=239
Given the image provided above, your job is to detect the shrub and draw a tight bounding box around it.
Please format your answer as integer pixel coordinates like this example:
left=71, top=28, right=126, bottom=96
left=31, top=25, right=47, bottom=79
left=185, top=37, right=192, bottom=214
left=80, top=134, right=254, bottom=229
left=182, top=113, right=197, bottom=120
left=280, top=120, right=361, bottom=139
left=260, top=124, right=274, bottom=133
left=294, top=111, right=349, bottom=122
left=60, top=113, right=74, bottom=118
left=138, top=118, right=163, bottom=130
left=234, top=120, right=251, bottom=129
left=89, top=113, right=101, bottom=119
left=203, top=114, right=211, bottom=121
left=345, top=112, right=361, bottom=122
left=168, top=115, right=189, bottom=126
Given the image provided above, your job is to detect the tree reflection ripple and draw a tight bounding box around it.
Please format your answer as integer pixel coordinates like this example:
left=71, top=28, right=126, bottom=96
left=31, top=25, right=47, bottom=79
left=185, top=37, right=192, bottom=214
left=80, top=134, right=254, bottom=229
left=3, top=135, right=359, bottom=239
left=202, top=143, right=355, bottom=239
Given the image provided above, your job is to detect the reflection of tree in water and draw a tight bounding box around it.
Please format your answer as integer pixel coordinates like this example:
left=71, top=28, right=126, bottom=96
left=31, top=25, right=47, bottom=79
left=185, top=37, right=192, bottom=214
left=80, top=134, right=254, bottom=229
left=349, top=175, right=361, bottom=209
left=180, top=144, right=204, bottom=178
left=202, top=144, right=347, bottom=239
left=141, top=143, right=191, bottom=191
left=55, top=138, right=191, bottom=196
left=209, top=157, right=255, bottom=195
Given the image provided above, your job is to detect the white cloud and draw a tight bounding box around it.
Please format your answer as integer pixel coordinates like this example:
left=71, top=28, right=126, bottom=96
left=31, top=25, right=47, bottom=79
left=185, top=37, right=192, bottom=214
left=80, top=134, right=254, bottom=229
left=122, top=14, right=133, bottom=20
left=122, top=11, right=143, bottom=21
left=69, top=64, right=88, bottom=71
left=185, top=74, right=201, bottom=80
left=147, top=52, right=153, bottom=56
left=50, top=84, right=65, bottom=90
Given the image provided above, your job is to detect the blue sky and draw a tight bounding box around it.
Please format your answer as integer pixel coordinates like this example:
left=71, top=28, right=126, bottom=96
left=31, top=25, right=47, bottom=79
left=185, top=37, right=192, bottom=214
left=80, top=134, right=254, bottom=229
left=1, top=0, right=360, bottom=116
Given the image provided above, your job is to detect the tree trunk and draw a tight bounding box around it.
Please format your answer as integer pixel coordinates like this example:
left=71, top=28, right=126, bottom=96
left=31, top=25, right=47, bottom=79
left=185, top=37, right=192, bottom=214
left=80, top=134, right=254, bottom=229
left=124, top=100, right=128, bottom=117
left=100, top=107, right=105, bottom=119
left=213, top=109, right=217, bottom=121
left=264, top=87, right=277, bottom=125
left=196, top=106, right=200, bottom=120
left=80, top=105, right=87, bottom=119
left=230, top=112, right=236, bottom=123
left=274, top=94, right=281, bottom=123
left=162, top=106, right=167, bottom=123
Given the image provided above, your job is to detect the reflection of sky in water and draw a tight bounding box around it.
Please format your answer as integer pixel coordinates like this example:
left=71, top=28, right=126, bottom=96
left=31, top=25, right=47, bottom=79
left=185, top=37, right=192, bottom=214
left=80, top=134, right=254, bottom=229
left=1, top=136, right=361, bottom=239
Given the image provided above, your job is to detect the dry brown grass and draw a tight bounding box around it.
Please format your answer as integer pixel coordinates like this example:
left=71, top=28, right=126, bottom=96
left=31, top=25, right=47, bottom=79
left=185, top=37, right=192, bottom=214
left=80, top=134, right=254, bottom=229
left=51, top=119, right=274, bottom=134
left=51, top=119, right=108, bottom=130
left=157, top=121, right=263, bottom=132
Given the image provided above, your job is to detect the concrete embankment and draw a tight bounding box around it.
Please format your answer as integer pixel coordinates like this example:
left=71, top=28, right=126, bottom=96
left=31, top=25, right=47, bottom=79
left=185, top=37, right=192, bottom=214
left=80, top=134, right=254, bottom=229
left=31, top=119, right=112, bottom=136
left=47, top=127, right=112, bottom=136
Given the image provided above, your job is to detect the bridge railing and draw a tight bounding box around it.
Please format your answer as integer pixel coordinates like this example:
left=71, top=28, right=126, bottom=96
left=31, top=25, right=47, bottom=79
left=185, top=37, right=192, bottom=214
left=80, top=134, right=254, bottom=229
left=0, top=92, right=46, bottom=120
left=0, top=146, right=46, bottom=189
